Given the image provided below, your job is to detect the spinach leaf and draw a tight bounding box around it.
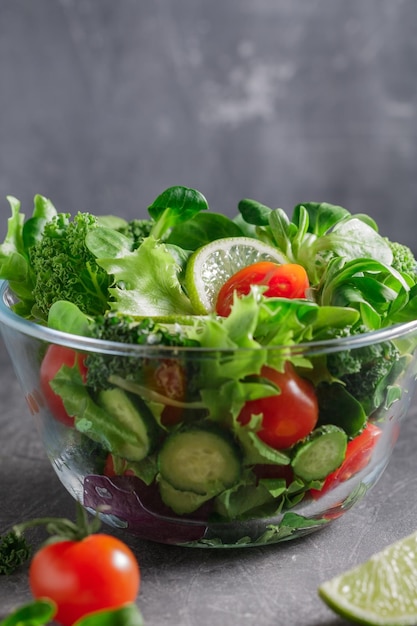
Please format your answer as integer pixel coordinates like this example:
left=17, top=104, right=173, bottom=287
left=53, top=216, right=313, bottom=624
left=292, top=201, right=350, bottom=236
left=238, top=198, right=272, bottom=226
left=166, top=212, right=244, bottom=250
left=48, top=301, right=92, bottom=336
left=148, top=186, right=208, bottom=240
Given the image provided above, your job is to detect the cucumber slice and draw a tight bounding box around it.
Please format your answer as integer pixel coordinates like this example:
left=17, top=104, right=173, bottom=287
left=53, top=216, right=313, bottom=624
left=157, top=475, right=212, bottom=515
left=158, top=425, right=241, bottom=496
left=291, top=425, right=348, bottom=482
left=97, top=387, right=159, bottom=461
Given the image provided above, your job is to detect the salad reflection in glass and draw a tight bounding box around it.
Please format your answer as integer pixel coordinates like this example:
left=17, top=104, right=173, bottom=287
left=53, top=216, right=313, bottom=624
left=1, top=186, right=417, bottom=547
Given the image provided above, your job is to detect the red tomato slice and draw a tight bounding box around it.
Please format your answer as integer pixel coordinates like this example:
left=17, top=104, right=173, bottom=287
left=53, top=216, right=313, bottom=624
left=310, top=422, right=382, bottom=498
left=40, top=344, right=87, bottom=427
left=238, top=363, right=319, bottom=450
left=29, top=534, right=140, bottom=626
left=216, top=261, right=309, bottom=316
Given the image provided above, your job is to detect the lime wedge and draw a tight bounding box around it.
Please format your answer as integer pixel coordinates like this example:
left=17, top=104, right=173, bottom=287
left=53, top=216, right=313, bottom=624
left=318, top=530, right=417, bottom=626
left=185, top=236, right=288, bottom=314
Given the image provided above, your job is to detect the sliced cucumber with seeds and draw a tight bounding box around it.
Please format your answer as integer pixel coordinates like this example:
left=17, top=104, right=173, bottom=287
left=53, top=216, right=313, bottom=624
left=291, top=425, right=348, bottom=482
left=158, top=425, right=242, bottom=497
left=97, top=387, right=159, bottom=461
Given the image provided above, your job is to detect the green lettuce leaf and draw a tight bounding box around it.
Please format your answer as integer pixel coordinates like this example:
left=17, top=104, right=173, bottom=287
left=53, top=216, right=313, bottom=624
left=95, top=236, right=194, bottom=317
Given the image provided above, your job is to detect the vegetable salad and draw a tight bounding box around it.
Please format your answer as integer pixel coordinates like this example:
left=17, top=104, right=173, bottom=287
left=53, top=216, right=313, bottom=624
left=1, top=186, right=417, bottom=534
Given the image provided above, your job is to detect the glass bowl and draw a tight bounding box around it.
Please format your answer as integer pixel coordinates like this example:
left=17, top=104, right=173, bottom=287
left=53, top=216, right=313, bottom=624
left=1, top=280, right=417, bottom=548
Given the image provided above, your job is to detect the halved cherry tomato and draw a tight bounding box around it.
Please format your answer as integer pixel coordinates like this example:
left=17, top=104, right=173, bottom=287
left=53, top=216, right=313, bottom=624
left=238, top=363, right=319, bottom=450
left=310, top=422, right=382, bottom=498
left=216, top=261, right=309, bottom=316
left=104, top=453, right=137, bottom=477
left=40, top=344, right=87, bottom=427
left=29, top=534, right=140, bottom=626
left=145, top=358, right=187, bottom=426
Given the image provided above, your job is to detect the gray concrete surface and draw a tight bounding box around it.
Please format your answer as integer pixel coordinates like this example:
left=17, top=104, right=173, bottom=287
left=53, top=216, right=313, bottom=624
left=1, top=1, right=417, bottom=249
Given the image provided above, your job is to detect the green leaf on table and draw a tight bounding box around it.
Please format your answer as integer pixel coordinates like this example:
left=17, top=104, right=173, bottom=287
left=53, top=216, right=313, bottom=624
left=0, top=599, right=56, bottom=626
left=74, top=603, right=144, bottom=626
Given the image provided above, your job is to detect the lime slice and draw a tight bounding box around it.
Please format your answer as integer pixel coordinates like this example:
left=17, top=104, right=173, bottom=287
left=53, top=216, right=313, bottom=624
left=318, top=530, right=417, bottom=626
left=185, top=236, right=288, bottom=314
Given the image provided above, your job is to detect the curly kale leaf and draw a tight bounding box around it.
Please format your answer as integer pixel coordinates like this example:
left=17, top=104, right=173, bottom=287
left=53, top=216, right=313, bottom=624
left=30, top=212, right=111, bottom=318
left=0, top=194, right=58, bottom=317
left=0, top=530, right=31, bottom=575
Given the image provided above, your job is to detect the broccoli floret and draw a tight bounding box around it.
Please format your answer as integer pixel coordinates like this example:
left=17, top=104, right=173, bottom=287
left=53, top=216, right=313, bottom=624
left=86, top=312, right=200, bottom=392
left=29, top=212, right=111, bottom=318
left=327, top=333, right=401, bottom=415
left=117, top=218, right=154, bottom=250
left=385, top=238, right=417, bottom=275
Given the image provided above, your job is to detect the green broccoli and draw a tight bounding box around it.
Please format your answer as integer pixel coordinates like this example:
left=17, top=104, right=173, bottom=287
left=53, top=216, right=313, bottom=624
left=116, top=218, right=155, bottom=250
left=385, top=238, right=417, bottom=275
left=326, top=331, right=401, bottom=415
left=30, top=212, right=111, bottom=318
left=86, top=312, right=200, bottom=393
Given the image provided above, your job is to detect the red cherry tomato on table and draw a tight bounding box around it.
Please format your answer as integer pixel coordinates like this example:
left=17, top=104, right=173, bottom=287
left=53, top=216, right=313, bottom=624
left=29, top=534, right=140, bottom=626
left=40, top=344, right=87, bottom=427
left=216, top=261, right=310, bottom=316
left=238, top=363, right=319, bottom=450
left=310, top=422, right=382, bottom=498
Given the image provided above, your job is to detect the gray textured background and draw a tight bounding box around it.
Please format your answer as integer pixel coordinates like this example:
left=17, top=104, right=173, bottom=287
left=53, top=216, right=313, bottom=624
left=1, top=0, right=417, bottom=250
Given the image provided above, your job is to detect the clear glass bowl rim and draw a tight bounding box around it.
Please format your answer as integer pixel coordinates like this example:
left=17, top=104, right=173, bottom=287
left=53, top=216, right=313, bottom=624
left=1, top=280, right=417, bottom=358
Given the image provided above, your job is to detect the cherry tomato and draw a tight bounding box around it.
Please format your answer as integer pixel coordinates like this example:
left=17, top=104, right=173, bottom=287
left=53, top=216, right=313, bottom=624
left=40, top=344, right=87, bottom=427
left=216, top=261, right=309, bottom=316
left=310, top=422, right=382, bottom=498
left=238, top=363, right=319, bottom=450
left=29, top=534, right=140, bottom=626
left=145, top=359, right=186, bottom=427
left=104, top=453, right=136, bottom=477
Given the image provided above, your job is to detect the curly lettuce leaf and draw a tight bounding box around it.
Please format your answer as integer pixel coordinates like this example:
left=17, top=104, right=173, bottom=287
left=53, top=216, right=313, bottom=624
left=0, top=195, right=58, bottom=315
left=94, top=236, right=195, bottom=317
